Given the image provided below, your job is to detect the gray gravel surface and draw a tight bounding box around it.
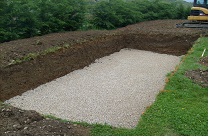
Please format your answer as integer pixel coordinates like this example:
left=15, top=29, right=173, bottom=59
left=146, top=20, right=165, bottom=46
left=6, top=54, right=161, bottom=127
left=5, top=49, right=181, bottom=128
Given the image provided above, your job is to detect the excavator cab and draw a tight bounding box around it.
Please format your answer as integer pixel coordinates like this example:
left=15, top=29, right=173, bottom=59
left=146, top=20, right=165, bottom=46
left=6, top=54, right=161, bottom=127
left=188, top=0, right=208, bottom=21
left=177, top=0, right=208, bottom=28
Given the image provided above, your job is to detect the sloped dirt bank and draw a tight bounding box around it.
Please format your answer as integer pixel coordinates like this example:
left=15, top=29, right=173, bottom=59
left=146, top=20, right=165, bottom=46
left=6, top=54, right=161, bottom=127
left=0, top=35, right=124, bottom=101
left=0, top=20, right=206, bottom=101
left=123, top=33, right=198, bottom=55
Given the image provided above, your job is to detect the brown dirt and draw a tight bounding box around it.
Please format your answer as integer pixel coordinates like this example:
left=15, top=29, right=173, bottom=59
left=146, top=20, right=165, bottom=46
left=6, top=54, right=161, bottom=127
left=0, top=103, right=90, bottom=136
left=0, top=30, right=111, bottom=68
left=199, top=56, right=208, bottom=66
left=185, top=69, right=208, bottom=87
left=185, top=56, right=208, bottom=87
left=0, top=19, right=208, bottom=136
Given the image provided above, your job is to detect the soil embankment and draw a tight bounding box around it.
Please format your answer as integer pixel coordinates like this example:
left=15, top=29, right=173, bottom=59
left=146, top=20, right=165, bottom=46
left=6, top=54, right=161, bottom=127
left=0, top=20, right=207, bottom=101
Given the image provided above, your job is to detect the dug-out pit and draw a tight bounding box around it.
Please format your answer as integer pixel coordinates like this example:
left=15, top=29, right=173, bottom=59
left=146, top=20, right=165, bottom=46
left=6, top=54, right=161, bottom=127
left=0, top=20, right=203, bottom=102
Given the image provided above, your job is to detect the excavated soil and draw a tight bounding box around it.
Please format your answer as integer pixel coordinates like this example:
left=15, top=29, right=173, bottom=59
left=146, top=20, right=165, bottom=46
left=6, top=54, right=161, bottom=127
left=185, top=56, right=208, bottom=87
left=185, top=69, right=208, bottom=87
left=0, top=20, right=208, bottom=136
left=0, top=103, right=90, bottom=136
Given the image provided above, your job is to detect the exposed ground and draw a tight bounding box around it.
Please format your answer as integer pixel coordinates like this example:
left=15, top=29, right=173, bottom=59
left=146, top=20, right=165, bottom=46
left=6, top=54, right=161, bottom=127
left=0, top=20, right=208, bottom=136
left=185, top=56, right=208, bottom=87
left=0, top=104, right=90, bottom=136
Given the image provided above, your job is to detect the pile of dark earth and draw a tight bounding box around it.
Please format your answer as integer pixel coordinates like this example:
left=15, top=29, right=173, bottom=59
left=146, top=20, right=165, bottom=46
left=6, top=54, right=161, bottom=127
left=0, top=104, right=90, bottom=136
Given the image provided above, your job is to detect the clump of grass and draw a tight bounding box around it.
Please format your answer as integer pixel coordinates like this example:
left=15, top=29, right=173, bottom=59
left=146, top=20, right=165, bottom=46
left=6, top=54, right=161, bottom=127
left=44, top=114, right=69, bottom=123
left=36, top=40, right=43, bottom=45
left=8, top=46, right=64, bottom=66
left=9, top=53, right=39, bottom=65
left=43, top=114, right=92, bottom=127
left=42, top=46, right=62, bottom=55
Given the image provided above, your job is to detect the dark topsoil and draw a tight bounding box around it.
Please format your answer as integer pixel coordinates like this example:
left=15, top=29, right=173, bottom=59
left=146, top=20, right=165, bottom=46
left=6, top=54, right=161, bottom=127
left=0, top=20, right=208, bottom=136
left=0, top=104, right=90, bottom=136
left=185, top=56, right=208, bottom=87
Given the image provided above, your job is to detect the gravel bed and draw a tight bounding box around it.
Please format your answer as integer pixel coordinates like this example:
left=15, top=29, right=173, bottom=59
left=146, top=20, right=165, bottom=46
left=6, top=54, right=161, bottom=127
left=5, top=49, right=181, bottom=128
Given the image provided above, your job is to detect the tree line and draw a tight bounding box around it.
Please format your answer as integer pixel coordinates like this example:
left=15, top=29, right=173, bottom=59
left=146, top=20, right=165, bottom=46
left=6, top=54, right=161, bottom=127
left=0, top=0, right=191, bottom=43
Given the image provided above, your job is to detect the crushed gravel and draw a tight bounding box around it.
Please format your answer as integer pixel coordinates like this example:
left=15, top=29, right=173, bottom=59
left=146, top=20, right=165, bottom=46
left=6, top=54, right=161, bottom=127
left=5, top=49, right=181, bottom=128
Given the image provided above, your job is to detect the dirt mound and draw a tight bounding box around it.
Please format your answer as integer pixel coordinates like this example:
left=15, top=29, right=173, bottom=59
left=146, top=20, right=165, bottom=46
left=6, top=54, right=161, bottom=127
left=0, top=104, right=90, bottom=136
left=0, top=20, right=207, bottom=101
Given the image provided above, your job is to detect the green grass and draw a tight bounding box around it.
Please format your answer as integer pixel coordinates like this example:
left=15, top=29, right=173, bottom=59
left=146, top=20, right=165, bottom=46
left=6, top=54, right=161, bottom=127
left=43, top=114, right=93, bottom=128
left=90, top=37, right=208, bottom=136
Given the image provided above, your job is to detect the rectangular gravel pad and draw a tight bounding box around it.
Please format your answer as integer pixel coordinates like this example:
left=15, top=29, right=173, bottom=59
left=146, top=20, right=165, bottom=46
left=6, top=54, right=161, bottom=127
left=5, top=49, right=181, bottom=128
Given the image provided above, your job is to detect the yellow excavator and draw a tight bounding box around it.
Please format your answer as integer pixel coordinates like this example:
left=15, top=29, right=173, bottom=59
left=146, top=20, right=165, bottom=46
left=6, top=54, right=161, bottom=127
left=177, top=0, right=208, bottom=28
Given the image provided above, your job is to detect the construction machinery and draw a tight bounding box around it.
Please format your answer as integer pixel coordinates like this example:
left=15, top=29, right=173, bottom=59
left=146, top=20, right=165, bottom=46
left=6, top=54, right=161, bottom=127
left=177, top=0, right=208, bottom=28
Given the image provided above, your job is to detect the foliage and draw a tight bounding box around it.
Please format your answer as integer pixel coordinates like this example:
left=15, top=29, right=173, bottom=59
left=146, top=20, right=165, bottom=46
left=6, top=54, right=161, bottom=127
left=91, top=0, right=144, bottom=29
left=92, top=0, right=191, bottom=29
left=37, top=0, right=86, bottom=34
left=0, top=0, right=87, bottom=42
left=0, top=0, right=191, bottom=42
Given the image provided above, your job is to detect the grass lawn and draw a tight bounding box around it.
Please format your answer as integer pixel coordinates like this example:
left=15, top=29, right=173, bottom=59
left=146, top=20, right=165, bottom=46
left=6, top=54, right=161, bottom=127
left=91, top=37, right=208, bottom=136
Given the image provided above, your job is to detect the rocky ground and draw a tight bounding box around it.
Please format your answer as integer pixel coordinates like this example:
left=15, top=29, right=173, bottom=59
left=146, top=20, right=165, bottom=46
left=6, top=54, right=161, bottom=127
left=0, top=104, right=90, bottom=136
